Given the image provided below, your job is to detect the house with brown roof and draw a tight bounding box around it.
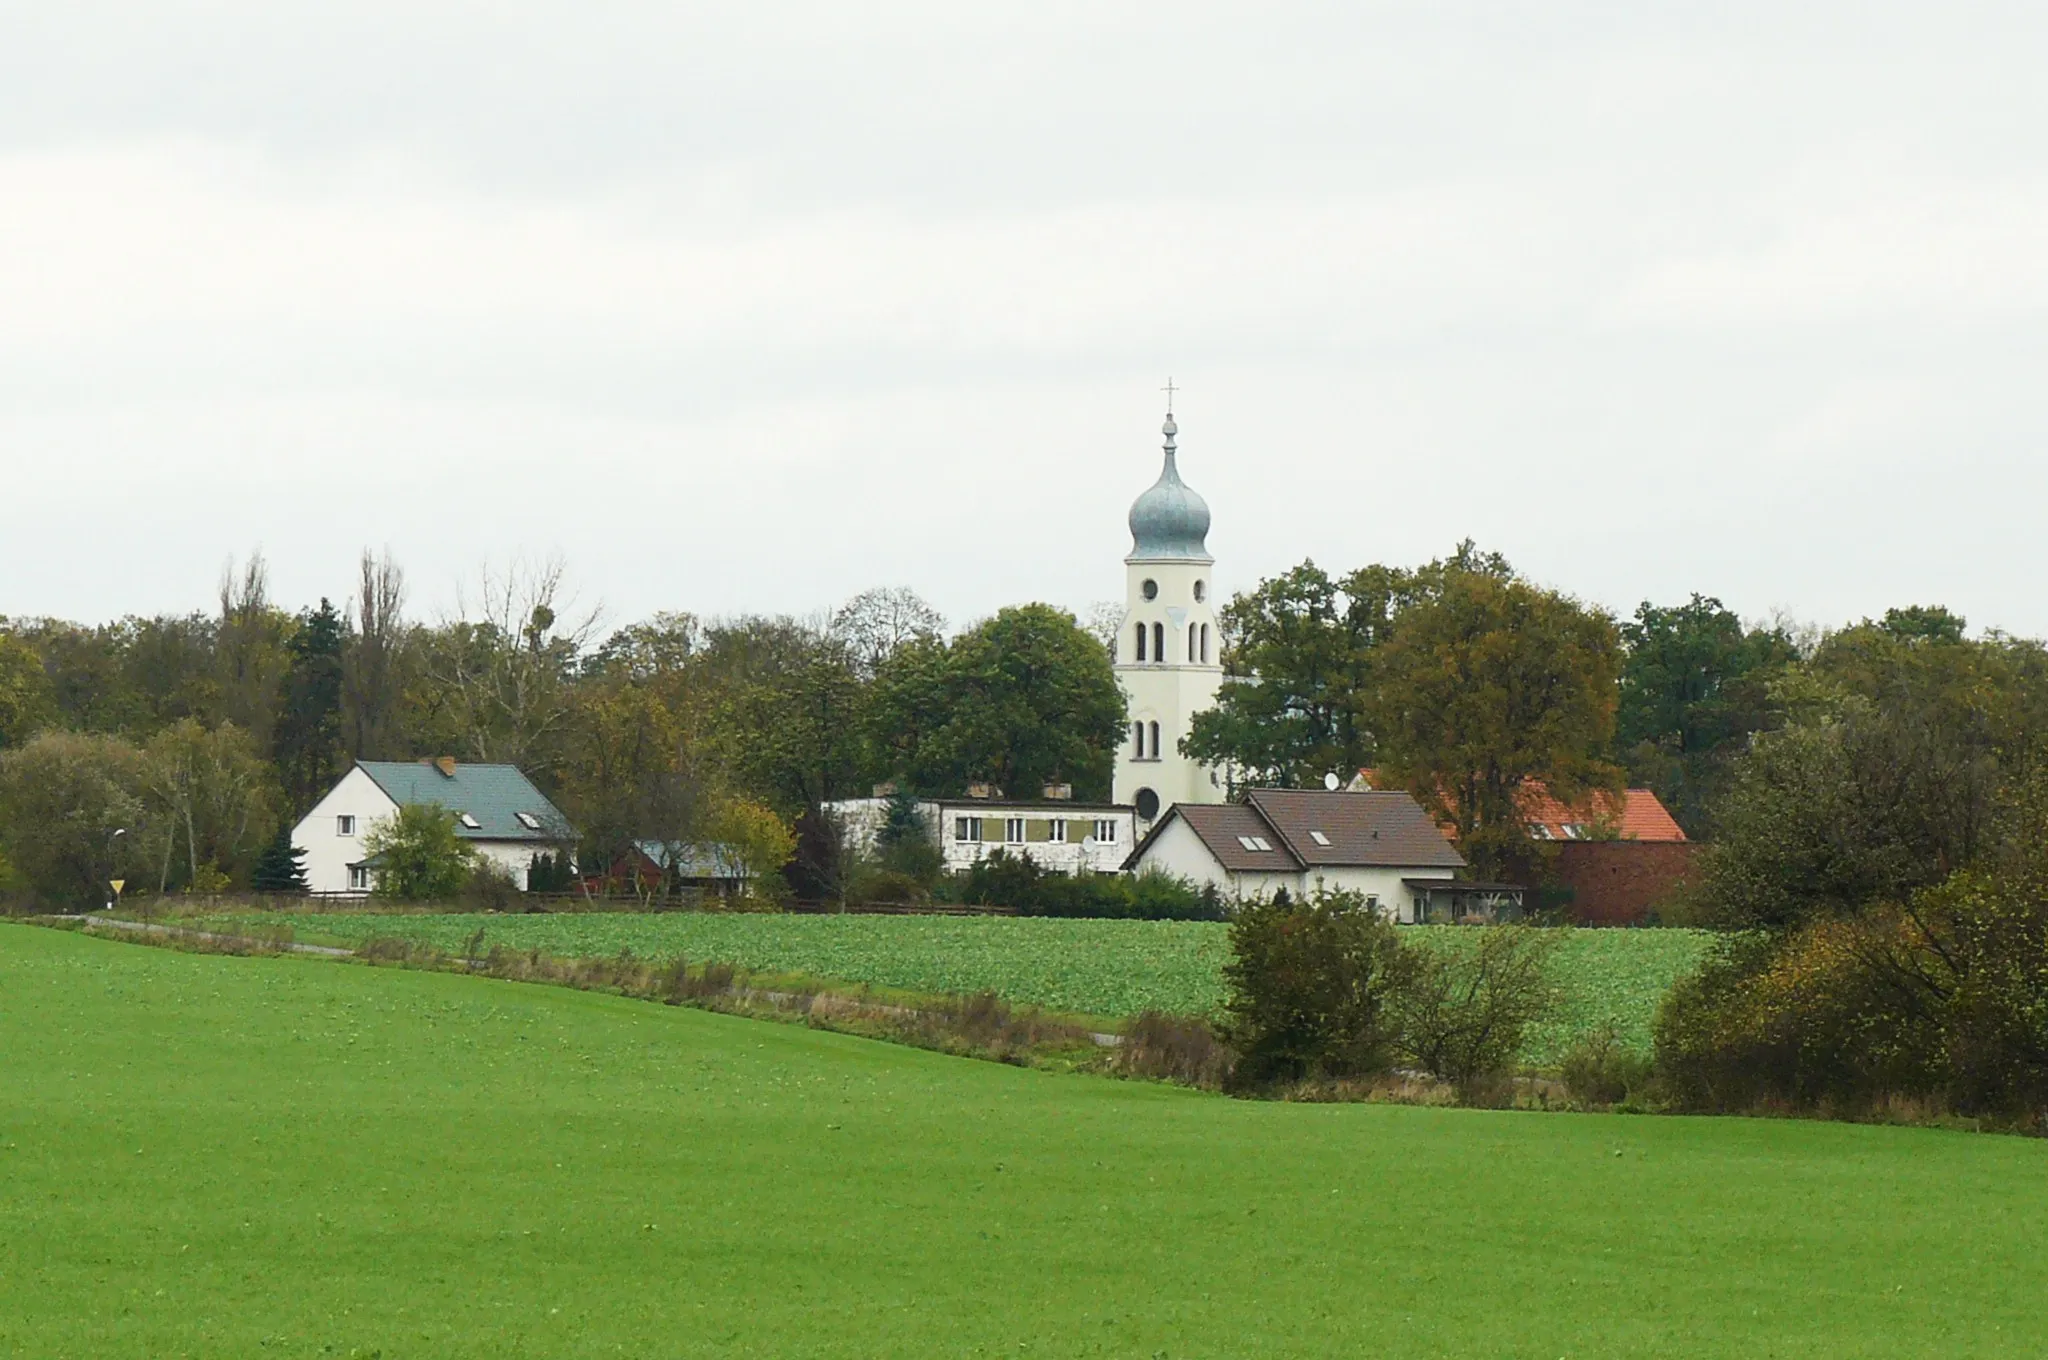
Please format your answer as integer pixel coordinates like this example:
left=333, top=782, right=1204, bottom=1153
left=1350, top=771, right=1695, bottom=924
left=1123, top=787, right=1520, bottom=921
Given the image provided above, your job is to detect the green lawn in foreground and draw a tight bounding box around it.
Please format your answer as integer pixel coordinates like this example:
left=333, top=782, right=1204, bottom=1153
left=4, top=925, right=2045, bottom=1358
left=200, top=911, right=1715, bottom=1062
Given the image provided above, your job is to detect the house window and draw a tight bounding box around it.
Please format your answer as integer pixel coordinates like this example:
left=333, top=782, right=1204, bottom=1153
left=1048, top=819, right=1067, bottom=843
left=1309, top=830, right=1332, bottom=847
left=457, top=812, right=481, bottom=830
left=347, top=865, right=369, bottom=891
left=1005, top=817, right=1025, bottom=844
left=336, top=815, right=356, bottom=836
left=515, top=811, right=542, bottom=830
left=955, top=816, right=983, bottom=843
left=1135, top=623, right=1148, bottom=662
left=1093, top=819, right=1117, bottom=843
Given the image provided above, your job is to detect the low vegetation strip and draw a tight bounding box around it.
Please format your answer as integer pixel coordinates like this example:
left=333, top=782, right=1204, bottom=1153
left=7, top=925, right=2048, bottom=1359
left=194, top=911, right=1713, bottom=1063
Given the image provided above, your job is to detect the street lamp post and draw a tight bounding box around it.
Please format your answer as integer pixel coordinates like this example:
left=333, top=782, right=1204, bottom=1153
left=105, top=827, right=126, bottom=911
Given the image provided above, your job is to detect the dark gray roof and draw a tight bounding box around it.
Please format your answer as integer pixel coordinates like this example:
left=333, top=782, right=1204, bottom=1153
left=1126, top=788, right=1465, bottom=874
left=357, top=761, right=573, bottom=843
left=1246, top=788, right=1466, bottom=869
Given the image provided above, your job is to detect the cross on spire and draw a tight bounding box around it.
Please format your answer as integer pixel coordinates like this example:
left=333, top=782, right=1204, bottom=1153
left=1161, top=377, right=1178, bottom=414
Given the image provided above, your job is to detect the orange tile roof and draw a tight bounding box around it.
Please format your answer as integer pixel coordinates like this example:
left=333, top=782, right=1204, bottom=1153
left=1353, top=770, right=1686, bottom=843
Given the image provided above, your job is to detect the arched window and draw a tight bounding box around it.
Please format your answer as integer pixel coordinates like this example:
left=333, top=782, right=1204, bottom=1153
left=1188, top=622, right=1196, bottom=661
left=1152, top=622, right=1164, bottom=663
left=1201, top=623, right=1210, bottom=663
left=1148, top=721, right=1161, bottom=760
left=1135, top=622, right=1147, bottom=662
left=1133, top=720, right=1145, bottom=756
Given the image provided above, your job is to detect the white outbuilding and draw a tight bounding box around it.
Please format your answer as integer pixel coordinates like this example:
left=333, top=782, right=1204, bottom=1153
left=293, top=757, right=574, bottom=895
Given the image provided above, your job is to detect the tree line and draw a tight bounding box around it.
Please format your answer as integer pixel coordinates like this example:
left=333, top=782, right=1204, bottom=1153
left=0, top=553, right=1125, bottom=906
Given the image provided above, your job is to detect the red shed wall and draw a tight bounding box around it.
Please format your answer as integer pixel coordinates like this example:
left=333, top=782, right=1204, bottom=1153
left=1550, top=841, right=1698, bottom=926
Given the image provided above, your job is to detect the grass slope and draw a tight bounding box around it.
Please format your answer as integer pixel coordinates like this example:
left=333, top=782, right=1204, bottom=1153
left=4, top=925, right=2046, bottom=1358
left=204, top=912, right=1714, bottom=1061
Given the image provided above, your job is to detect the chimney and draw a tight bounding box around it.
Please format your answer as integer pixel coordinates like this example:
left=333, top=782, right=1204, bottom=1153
left=872, top=781, right=898, bottom=798
left=433, top=756, right=458, bottom=778
left=1041, top=783, right=1072, bottom=801
left=966, top=782, right=992, bottom=800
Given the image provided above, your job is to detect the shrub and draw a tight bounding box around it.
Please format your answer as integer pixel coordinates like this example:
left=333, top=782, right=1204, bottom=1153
left=364, top=804, right=475, bottom=902
left=1395, top=925, right=1560, bottom=1094
left=1559, top=1023, right=1654, bottom=1109
left=960, top=850, right=1221, bottom=920
left=460, top=860, right=522, bottom=912
left=1119, top=1011, right=1235, bottom=1088
left=1219, top=890, right=1416, bottom=1087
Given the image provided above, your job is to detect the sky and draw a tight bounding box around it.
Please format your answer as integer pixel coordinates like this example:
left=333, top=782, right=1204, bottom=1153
left=4, top=2, right=2044, bottom=640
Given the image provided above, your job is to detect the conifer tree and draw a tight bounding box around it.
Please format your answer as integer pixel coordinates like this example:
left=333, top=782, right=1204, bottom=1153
left=250, top=825, right=309, bottom=895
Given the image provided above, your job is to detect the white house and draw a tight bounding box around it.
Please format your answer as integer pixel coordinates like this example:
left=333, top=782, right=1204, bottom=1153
left=1123, top=787, right=1489, bottom=919
left=294, top=758, right=575, bottom=895
left=828, top=793, right=1137, bottom=876
left=1112, top=407, right=1230, bottom=828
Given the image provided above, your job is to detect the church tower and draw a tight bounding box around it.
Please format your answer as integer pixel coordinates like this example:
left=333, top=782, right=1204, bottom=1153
left=1113, top=402, right=1225, bottom=825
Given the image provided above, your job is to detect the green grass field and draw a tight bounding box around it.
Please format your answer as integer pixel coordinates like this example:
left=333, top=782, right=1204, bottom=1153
left=199, top=911, right=1715, bottom=1063
left=5, top=924, right=2046, bottom=1358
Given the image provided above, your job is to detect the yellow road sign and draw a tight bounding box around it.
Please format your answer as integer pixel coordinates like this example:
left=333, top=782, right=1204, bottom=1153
left=110, top=879, right=126, bottom=896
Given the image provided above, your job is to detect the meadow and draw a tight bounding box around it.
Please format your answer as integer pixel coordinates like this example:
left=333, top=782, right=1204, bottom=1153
left=4, top=923, right=2046, bottom=1358
left=200, top=910, right=1716, bottom=1063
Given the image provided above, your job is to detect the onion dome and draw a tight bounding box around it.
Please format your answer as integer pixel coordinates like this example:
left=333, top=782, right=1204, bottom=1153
left=1126, top=413, right=1213, bottom=562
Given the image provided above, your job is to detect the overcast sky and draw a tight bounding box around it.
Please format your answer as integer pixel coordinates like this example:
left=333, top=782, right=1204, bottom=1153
left=4, top=2, right=2044, bottom=640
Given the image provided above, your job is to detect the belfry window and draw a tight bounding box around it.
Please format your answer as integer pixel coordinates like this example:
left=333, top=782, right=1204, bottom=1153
left=1201, top=624, right=1211, bottom=663
left=1152, top=622, right=1164, bottom=663
left=1149, top=721, right=1161, bottom=760
left=1134, top=720, right=1146, bottom=757
left=1188, top=622, right=1196, bottom=662
left=1135, top=623, right=1148, bottom=662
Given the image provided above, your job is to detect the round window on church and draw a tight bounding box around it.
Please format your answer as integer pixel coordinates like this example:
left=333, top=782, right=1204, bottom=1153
left=1193, top=580, right=1206, bottom=602
left=1141, top=578, right=1158, bottom=601
left=1135, top=787, right=1161, bottom=821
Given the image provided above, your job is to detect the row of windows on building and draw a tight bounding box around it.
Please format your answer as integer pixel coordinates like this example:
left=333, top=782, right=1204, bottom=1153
left=1131, top=621, right=1211, bottom=664
left=953, top=816, right=1119, bottom=845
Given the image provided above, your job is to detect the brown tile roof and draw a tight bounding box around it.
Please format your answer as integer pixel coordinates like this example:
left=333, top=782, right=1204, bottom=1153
left=1170, top=804, right=1305, bottom=871
left=1245, top=788, right=1468, bottom=869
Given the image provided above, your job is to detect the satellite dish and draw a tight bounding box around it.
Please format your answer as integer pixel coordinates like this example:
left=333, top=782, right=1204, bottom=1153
left=1323, top=772, right=1341, bottom=792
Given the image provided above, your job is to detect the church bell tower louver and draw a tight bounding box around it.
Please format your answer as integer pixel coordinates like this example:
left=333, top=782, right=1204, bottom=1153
left=1112, top=395, right=1226, bottom=826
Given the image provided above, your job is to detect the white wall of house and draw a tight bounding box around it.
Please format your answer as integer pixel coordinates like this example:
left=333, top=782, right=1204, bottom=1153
left=826, top=797, right=1135, bottom=876
left=1128, top=817, right=1459, bottom=916
left=1301, top=865, right=1455, bottom=920
left=937, top=803, right=1136, bottom=875
left=292, top=766, right=399, bottom=895
left=471, top=840, right=543, bottom=888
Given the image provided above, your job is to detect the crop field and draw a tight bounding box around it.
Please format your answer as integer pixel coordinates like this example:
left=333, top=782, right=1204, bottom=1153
left=6, top=923, right=2047, bottom=1359
left=202, top=911, right=1714, bottom=1062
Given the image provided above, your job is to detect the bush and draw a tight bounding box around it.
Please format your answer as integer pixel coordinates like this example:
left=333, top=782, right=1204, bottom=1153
left=1219, top=890, right=1416, bottom=1086
left=959, top=850, right=1222, bottom=920
left=364, top=804, right=475, bottom=902
left=1119, top=1011, right=1236, bottom=1089
left=460, top=860, right=522, bottom=912
left=1395, top=925, right=1560, bottom=1094
left=1559, top=1023, right=1654, bottom=1109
